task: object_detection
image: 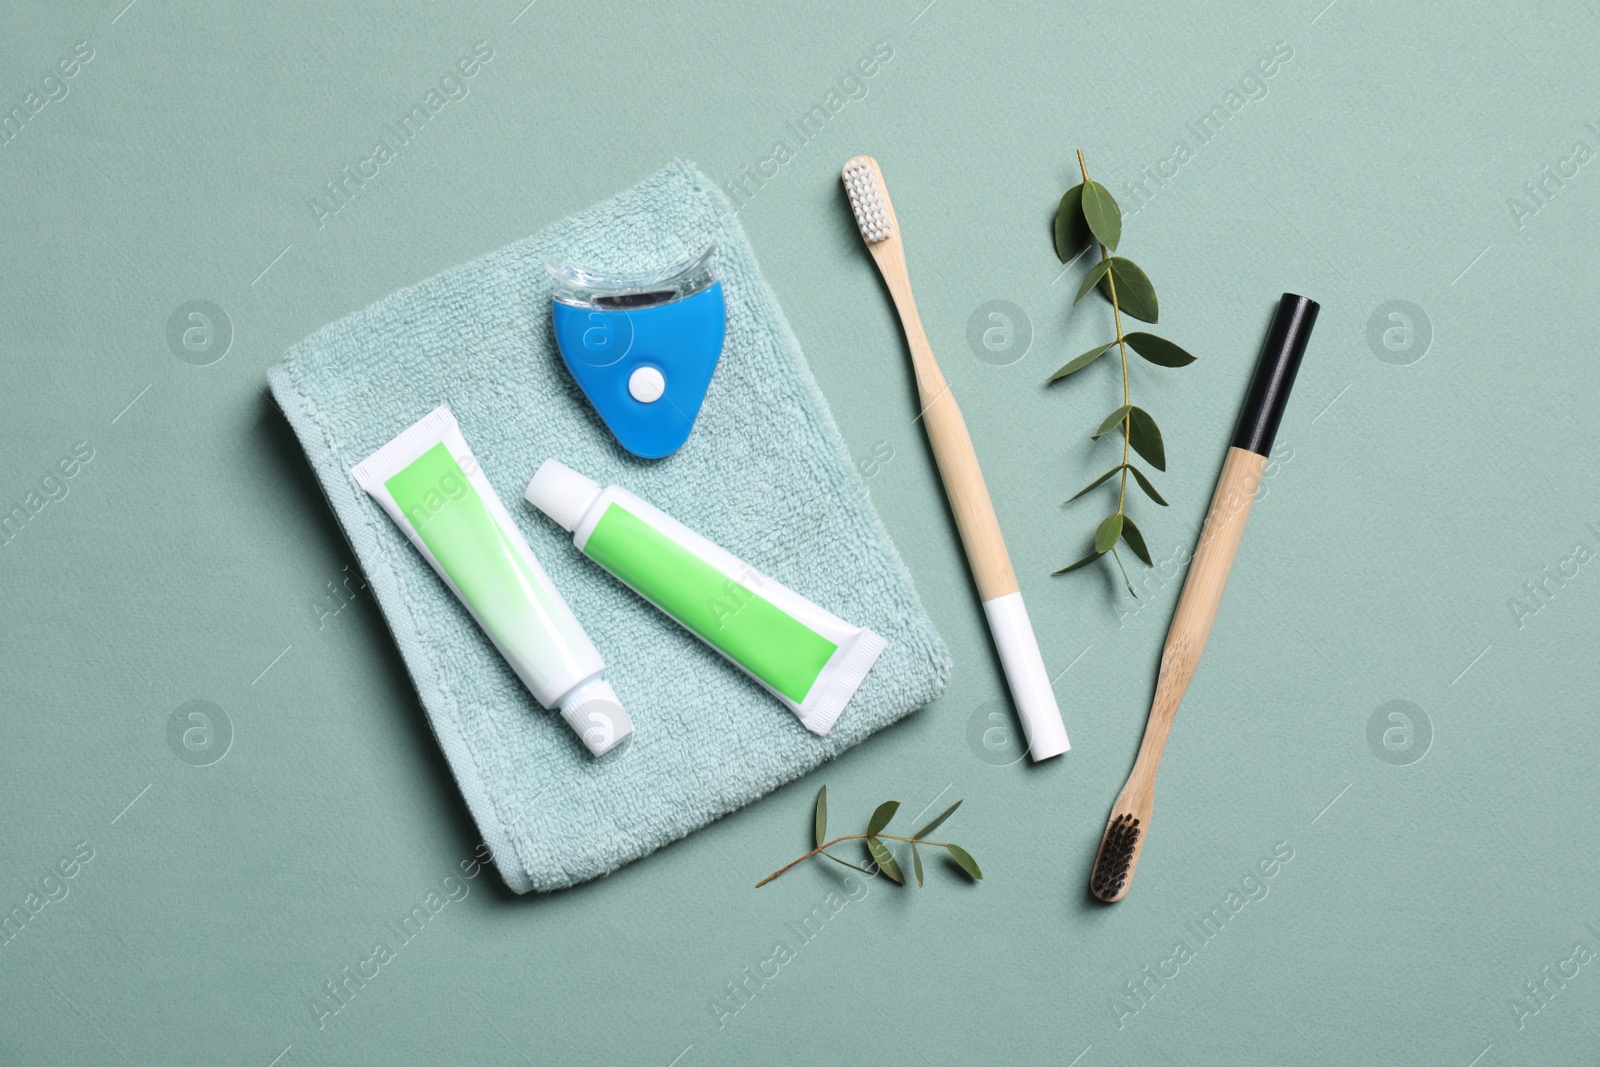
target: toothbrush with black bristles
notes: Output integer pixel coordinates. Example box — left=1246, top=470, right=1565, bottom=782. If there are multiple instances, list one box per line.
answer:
left=1089, top=293, right=1320, bottom=903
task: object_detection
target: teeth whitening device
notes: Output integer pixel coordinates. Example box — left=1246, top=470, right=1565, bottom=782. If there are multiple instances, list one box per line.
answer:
left=547, top=245, right=726, bottom=460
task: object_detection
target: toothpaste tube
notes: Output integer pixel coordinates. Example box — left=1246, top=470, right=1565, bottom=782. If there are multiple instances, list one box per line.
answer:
left=352, top=408, right=630, bottom=755
left=524, top=459, right=886, bottom=735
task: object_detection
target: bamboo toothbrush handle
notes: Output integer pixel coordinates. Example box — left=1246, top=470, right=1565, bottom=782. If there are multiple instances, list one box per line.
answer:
left=914, top=346, right=1071, bottom=760
left=1142, top=446, right=1265, bottom=743
left=869, top=232, right=1016, bottom=599
left=917, top=385, right=1018, bottom=600
left=1146, top=290, right=1323, bottom=744
left=898, top=312, right=1069, bottom=760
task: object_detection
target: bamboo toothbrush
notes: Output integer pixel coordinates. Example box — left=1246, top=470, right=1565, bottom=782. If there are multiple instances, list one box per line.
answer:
left=1089, top=293, right=1320, bottom=903
left=842, top=155, right=1070, bottom=761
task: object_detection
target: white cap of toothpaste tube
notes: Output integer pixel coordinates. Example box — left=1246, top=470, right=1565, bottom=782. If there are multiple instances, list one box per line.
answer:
left=559, top=677, right=631, bottom=756
left=525, top=459, right=603, bottom=533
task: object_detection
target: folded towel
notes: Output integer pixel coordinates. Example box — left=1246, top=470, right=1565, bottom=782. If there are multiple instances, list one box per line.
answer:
left=267, top=161, right=951, bottom=892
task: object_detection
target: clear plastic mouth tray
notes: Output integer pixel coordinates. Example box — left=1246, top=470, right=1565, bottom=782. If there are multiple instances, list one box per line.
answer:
left=545, top=244, right=726, bottom=460
left=547, top=245, right=718, bottom=310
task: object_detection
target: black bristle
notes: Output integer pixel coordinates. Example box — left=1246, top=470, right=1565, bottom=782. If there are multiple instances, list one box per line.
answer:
left=1091, top=814, right=1141, bottom=900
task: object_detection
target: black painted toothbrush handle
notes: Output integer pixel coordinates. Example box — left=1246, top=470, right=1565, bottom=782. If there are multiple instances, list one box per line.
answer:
left=1230, top=293, right=1320, bottom=456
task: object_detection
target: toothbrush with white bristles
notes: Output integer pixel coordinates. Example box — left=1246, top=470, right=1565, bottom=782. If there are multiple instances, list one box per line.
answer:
left=841, top=155, right=1070, bottom=762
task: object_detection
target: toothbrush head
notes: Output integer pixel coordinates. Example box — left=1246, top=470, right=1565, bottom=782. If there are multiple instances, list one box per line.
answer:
left=1090, top=812, right=1142, bottom=902
left=842, top=156, right=893, bottom=243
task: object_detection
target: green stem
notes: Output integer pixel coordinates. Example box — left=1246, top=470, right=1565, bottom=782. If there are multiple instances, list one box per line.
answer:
left=755, top=833, right=957, bottom=888
left=1076, top=149, right=1137, bottom=598
left=1076, top=150, right=1132, bottom=522
left=1110, top=545, right=1135, bottom=597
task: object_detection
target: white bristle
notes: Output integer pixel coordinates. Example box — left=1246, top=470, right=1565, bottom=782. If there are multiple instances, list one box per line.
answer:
left=842, top=157, right=892, bottom=243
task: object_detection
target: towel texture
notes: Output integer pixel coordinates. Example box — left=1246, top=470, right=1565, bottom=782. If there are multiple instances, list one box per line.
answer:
left=268, top=162, right=951, bottom=892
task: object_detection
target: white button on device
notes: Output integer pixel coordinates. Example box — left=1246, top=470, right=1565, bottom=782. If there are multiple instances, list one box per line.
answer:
left=627, top=365, right=666, bottom=403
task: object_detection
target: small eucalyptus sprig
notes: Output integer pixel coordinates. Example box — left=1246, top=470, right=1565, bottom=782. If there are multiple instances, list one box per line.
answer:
left=754, top=786, right=982, bottom=888
left=1049, top=149, right=1197, bottom=596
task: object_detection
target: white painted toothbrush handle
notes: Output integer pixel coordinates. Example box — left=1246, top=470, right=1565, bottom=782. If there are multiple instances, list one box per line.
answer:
left=983, top=591, right=1070, bottom=760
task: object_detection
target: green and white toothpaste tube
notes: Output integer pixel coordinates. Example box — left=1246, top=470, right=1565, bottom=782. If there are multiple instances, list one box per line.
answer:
left=524, top=460, right=886, bottom=736
left=352, top=407, right=631, bottom=756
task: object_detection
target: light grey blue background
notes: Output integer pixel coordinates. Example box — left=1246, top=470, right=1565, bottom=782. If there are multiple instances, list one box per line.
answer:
left=3, top=1, right=1598, bottom=1064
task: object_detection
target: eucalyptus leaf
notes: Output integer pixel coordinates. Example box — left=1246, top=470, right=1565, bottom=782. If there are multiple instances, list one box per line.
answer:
left=1054, top=184, right=1091, bottom=262
left=912, top=844, right=925, bottom=887
left=1126, top=407, right=1166, bottom=471
left=1094, top=512, right=1124, bottom=554
left=1049, top=342, right=1116, bottom=382
left=820, top=851, right=871, bottom=874
left=1066, top=467, right=1121, bottom=504
left=1127, top=465, right=1168, bottom=506
left=1093, top=404, right=1133, bottom=439
left=946, top=844, right=983, bottom=880
left=914, top=800, right=962, bottom=840
left=814, top=786, right=827, bottom=849
left=866, top=800, right=899, bottom=836
left=1074, top=258, right=1113, bottom=304
left=1125, top=331, right=1195, bottom=367
left=866, top=837, right=904, bottom=884
left=1053, top=548, right=1105, bottom=575
left=1099, top=257, right=1159, bottom=323
left=1121, top=515, right=1152, bottom=566
left=1081, top=180, right=1121, bottom=252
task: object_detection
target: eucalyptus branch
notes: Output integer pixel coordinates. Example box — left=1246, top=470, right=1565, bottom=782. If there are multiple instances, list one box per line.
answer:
left=754, top=786, right=983, bottom=889
left=1048, top=149, right=1197, bottom=595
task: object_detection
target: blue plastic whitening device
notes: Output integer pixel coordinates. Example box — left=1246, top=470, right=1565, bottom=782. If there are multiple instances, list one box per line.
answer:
left=548, top=245, right=726, bottom=459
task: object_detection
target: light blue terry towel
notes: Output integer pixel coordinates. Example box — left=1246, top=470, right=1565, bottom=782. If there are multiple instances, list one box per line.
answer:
left=268, top=161, right=951, bottom=893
